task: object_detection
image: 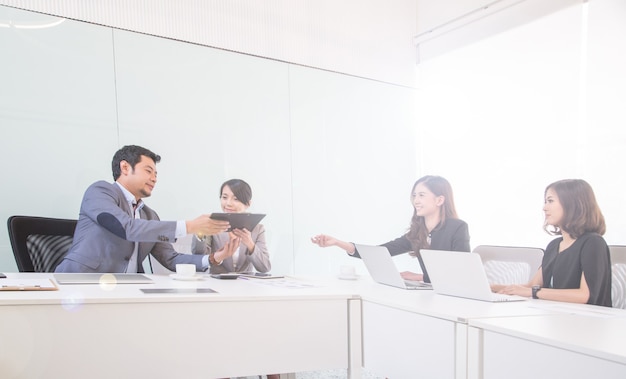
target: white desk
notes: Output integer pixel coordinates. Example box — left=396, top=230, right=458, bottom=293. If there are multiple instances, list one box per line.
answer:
left=362, top=288, right=554, bottom=379
left=323, top=276, right=613, bottom=379
left=468, top=311, right=626, bottom=379
left=3, top=273, right=626, bottom=379
left=0, top=273, right=362, bottom=379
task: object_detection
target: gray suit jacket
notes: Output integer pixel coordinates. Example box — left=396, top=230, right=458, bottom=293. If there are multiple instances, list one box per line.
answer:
left=55, top=180, right=203, bottom=273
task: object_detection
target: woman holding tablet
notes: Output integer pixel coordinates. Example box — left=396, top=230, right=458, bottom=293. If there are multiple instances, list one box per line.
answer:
left=311, top=175, right=470, bottom=282
left=192, top=178, right=271, bottom=274
left=494, top=179, right=612, bottom=307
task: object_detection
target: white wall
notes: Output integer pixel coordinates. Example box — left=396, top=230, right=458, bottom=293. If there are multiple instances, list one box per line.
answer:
left=0, top=0, right=418, bottom=87
left=416, top=0, right=626, bottom=250
left=288, top=65, right=417, bottom=275
left=0, top=0, right=582, bottom=85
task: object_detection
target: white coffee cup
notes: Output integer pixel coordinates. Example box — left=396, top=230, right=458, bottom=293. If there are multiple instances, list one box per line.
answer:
left=339, top=265, right=356, bottom=278
left=175, top=264, right=196, bottom=277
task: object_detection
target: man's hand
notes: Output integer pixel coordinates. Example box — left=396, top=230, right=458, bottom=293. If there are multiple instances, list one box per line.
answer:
left=186, top=214, right=230, bottom=236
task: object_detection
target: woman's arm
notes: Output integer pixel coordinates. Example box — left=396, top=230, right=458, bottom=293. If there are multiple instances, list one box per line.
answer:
left=496, top=269, right=593, bottom=304
left=381, top=236, right=413, bottom=256
left=240, top=225, right=272, bottom=272
left=492, top=268, right=543, bottom=295
left=311, top=234, right=356, bottom=254
left=515, top=235, right=609, bottom=305
left=528, top=273, right=590, bottom=304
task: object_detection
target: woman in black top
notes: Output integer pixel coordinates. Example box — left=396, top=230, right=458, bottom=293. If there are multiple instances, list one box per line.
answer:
left=311, top=175, right=470, bottom=282
left=495, top=179, right=612, bottom=307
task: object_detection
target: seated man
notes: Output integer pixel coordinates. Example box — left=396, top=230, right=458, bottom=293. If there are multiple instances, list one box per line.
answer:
left=56, top=144, right=238, bottom=273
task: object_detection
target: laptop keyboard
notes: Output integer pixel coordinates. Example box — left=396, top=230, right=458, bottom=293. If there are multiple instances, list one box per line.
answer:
left=491, top=293, right=525, bottom=302
left=404, top=280, right=432, bottom=289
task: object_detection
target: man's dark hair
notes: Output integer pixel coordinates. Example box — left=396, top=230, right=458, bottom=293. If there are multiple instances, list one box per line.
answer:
left=112, top=145, right=161, bottom=181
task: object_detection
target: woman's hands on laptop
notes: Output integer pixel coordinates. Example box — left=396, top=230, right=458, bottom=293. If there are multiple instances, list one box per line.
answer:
left=400, top=271, right=424, bottom=282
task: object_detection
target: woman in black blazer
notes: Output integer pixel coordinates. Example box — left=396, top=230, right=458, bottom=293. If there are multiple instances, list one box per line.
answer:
left=311, top=175, right=470, bottom=282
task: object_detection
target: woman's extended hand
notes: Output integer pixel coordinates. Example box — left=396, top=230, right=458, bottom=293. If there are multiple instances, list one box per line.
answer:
left=311, top=234, right=338, bottom=247
left=311, top=234, right=356, bottom=254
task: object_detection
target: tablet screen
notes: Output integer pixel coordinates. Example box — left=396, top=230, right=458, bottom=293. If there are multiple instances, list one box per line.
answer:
left=209, top=213, right=266, bottom=232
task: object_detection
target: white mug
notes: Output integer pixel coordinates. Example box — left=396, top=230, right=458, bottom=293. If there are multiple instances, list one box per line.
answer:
left=175, top=264, right=196, bottom=277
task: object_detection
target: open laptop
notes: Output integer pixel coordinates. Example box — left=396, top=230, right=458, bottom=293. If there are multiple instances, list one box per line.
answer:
left=354, top=244, right=431, bottom=290
left=54, top=273, right=153, bottom=284
left=419, top=249, right=526, bottom=302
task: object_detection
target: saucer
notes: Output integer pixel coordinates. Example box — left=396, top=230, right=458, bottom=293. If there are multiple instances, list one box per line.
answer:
left=169, top=273, right=203, bottom=281
left=338, top=274, right=358, bottom=281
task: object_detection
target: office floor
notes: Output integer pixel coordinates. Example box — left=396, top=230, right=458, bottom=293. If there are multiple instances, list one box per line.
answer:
left=236, top=369, right=385, bottom=378
left=296, top=369, right=384, bottom=378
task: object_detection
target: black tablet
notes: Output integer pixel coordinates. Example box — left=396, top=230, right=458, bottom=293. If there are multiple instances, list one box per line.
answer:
left=209, top=213, right=266, bottom=232
left=238, top=272, right=284, bottom=279
left=210, top=273, right=240, bottom=280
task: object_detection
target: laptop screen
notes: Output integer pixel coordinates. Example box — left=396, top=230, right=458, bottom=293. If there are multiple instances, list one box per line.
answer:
left=354, top=244, right=430, bottom=289
left=415, top=250, right=431, bottom=283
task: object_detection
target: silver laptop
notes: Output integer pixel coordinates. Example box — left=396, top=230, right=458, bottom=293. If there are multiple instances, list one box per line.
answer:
left=54, top=273, right=153, bottom=284
left=419, top=249, right=526, bottom=302
left=354, top=244, right=431, bottom=290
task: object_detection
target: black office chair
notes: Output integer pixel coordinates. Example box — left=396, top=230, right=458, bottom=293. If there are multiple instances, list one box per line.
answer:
left=7, top=215, right=77, bottom=272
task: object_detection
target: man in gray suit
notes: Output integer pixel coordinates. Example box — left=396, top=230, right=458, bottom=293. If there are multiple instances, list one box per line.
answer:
left=56, top=145, right=240, bottom=273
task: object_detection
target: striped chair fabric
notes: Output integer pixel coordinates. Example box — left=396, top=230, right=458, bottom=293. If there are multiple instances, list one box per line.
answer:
left=26, top=234, right=73, bottom=272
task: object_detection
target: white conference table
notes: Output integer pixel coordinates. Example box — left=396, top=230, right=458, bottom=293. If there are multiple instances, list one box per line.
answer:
left=0, top=273, right=362, bottom=379
left=468, top=311, right=626, bottom=379
left=3, top=273, right=626, bottom=379
left=329, top=277, right=553, bottom=379
left=321, top=275, right=626, bottom=379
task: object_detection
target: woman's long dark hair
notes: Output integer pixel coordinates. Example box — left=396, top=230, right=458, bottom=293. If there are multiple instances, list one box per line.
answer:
left=405, top=175, right=459, bottom=252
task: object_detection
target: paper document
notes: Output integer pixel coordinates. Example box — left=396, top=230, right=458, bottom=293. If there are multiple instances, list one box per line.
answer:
left=0, top=278, right=58, bottom=291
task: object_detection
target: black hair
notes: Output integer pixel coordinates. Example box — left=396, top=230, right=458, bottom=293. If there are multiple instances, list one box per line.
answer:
left=220, top=179, right=252, bottom=206
left=112, top=145, right=161, bottom=180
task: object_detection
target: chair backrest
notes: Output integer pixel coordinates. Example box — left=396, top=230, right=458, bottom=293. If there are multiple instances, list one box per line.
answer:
left=609, top=245, right=626, bottom=309
left=7, top=215, right=77, bottom=272
left=472, top=245, right=544, bottom=285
